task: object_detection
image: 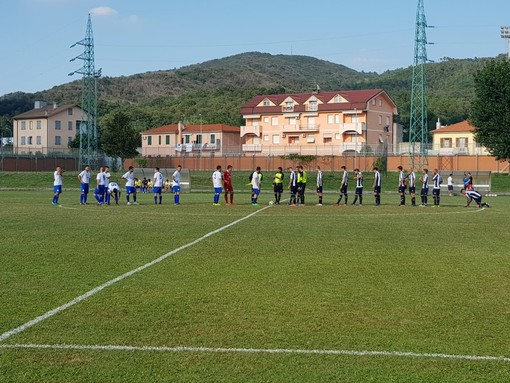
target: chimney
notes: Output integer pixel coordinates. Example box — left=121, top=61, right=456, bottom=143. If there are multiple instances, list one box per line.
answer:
left=53, top=102, right=57, bottom=109
left=436, top=117, right=441, bottom=130
left=34, top=101, right=47, bottom=109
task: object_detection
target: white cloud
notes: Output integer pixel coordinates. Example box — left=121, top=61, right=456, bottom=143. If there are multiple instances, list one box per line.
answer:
left=90, top=6, right=118, bottom=17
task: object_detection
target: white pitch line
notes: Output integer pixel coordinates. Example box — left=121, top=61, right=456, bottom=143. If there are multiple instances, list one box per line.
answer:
left=0, top=343, right=509, bottom=363
left=0, top=205, right=270, bottom=343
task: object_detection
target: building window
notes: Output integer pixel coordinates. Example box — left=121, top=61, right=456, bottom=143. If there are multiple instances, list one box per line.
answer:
left=289, top=117, right=297, bottom=126
left=335, top=114, right=340, bottom=124
left=148, top=136, right=152, bottom=145
left=55, top=120, right=61, bottom=130
left=327, top=115, right=334, bottom=124
left=253, top=136, right=260, bottom=145
left=288, top=136, right=299, bottom=145
left=68, top=121, right=73, bottom=130
left=308, top=100, right=318, bottom=111
left=210, top=134, right=216, bottom=144
left=21, top=121, right=26, bottom=130
left=456, top=137, right=468, bottom=148
left=264, top=117, right=269, bottom=123
left=323, top=135, right=332, bottom=144
left=378, top=115, right=382, bottom=125
left=252, top=119, right=259, bottom=126
left=28, top=136, right=33, bottom=145
left=386, top=116, right=390, bottom=126
left=263, top=99, right=270, bottom=106
left=379, top=100, right=383, bottom=107
left=55, top=136, right=61, bottom=145
left=184, top=135, right=190, bottom=144
left=271, top=117, right=278, bottom=126
left=36, top=136, right=41, bottom=145
left=165, top=135, right=170, bottom=145
left=440, top=138, right=451, bottom=148
left=263, top=135, right=269, bottom=142
left=335, top=133, right=341, bottom=140
left=37, top=120, right=42, bottom=130
left=334, top=95, right=341, bottom=103
left=307, top=135, right=315, bottom=143
left=21, top=136, right=26, bottom=145
left=284, top=101, right=294, bottom=112
left=196, top=134, right=202, bottom=144
left=158, top=136, right=162, bottom=145
left=29, top=121, right=33, bottom=130
left=68, top=136, right=73, bottom=144
left=372, top=99, right=376, bottom=105
left=76, top=120, right=82, bottom=131
left=272, top=134, right=280, bottom=144
left=68, top=108, right=73, bottom=116
left=308, top=117, right=316, bottom=128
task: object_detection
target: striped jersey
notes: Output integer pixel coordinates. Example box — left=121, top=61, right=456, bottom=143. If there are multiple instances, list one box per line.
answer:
left=466, top=190, right=481, bottom=201
left=316, top=170, right=323, bottom=187
left=422, top=173, right=429, bottom=188
left=289, top=171, right=297, bottom=187
left=356, top=171, right=363, bottom=188
left=408, top=171, right=416, bottom=187
left=341, top=171, right=348, bottom=186
left=399, top=171, right=405, bottom=186
left=373, top=171, right=381, bottom=187
left=432, top=173, right=441, bottom=189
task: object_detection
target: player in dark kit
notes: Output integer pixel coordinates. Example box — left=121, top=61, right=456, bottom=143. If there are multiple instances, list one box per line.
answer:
left=273, top=167, right=284, bottom=204
left=397, top=165, right=407, bottom=206
left=223, top=165, right=234, bottom=205
left=335, top=166, right=348, bottom=205
left=373, top=167, right=381, bottom=206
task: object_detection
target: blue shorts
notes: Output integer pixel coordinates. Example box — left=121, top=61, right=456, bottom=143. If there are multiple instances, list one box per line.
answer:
left=355, top=187, right=363, bottom=195
left=340, top=185, right=348, bottom=194
left=172, top=185, right=181, bottom=193
left=374, top=186, right=381, bottom=194
left=421, top=187, right=429, bottom=196
left=433, top=188, right=440, bottom=196
left=81, top=183, right=89, bottom=194
left=153, top=187, right=162, bottom=194
left=252, top=188, right=260, bottom=195
left=53, top=185, right=62, bottom=194
left=398, top=185, right=407, bottom=193
left=94, top=187, right=100, bottom=195
left=448, top=185, right=453, bottom=191
left=316, top=186, right=323, bottom=193
left=409, top=186, right=416, bottom=193
left=126, top=186, right=136, bottom=195
left=97, top=185, right=105, bottom=194
left=214, top=187, right=222, bottom=194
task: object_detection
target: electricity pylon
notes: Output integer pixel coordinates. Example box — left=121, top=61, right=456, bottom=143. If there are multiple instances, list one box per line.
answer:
left=69, top=14, right=102, bottom=170
left=408, top=0, right=432, bottom=169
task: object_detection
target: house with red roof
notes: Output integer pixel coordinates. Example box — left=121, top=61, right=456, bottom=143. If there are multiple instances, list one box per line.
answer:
left=141, top=122, right=242, bottom=157
left=240, top=89, right=400, bottom=155
left=430, top=120, right=489, bottom=155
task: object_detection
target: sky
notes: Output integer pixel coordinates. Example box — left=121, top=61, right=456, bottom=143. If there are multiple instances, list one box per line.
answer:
left=1, top=0, right=509, bottom=96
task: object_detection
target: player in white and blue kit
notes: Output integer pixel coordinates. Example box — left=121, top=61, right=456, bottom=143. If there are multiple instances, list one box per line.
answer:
left=461, top=188, right=490, bottom=208
left=352, top=168, right=363, bottom=206
left=408, top=167, right=417, bottom=206
left=251, top=166, right=261, bottom=206
left=420, top=169, right=429, bottom=207
left=52, top=166, right=63, bottom=206
left=432, top=169, right=441, bottom=207
left=212, top=165, right=223, bottom=206
left=172, top=165, right=182, bottom=205
left=77, top=165, right=91, bottom=205
left=122, top=166, right=138, bottom=205
left=373, top=167, right=381, bottom=206
left=153, top=167, right=163, bottom=204
left=103, top=166, right=111, bottom=202
left=336, top=166, right=348, bottom=205
left=96, top=167, right=106, bottom=205
left=107, top=181, right=121, bottom=205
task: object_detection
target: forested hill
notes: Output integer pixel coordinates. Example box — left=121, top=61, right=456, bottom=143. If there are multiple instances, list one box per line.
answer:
left=0, top=52, right=498, bottom=131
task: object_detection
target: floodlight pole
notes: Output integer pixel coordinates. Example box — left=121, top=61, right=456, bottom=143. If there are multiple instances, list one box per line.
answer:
left=501, top=26, right=510, bottom=60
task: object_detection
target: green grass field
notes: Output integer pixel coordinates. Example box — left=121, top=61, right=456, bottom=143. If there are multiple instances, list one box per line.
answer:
left=1, top=187, right=509, bottom=382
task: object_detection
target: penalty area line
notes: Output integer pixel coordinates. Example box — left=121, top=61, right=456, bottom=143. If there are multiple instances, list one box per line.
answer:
left=0, top=205, right=270, bottom=343
left=0, top=343, right=509, bottom=363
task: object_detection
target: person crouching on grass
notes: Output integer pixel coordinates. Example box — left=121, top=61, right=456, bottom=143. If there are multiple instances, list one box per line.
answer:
left=461, top=189, right=490, bottom=208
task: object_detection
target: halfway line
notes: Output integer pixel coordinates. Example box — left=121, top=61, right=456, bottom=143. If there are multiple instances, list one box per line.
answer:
left=0, top=206, right=270, bottom=343
left=0, top=343, right=509, bottom=363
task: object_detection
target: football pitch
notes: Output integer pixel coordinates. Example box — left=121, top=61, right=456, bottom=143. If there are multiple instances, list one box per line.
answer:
left=1, top=190, right=509, bottom=382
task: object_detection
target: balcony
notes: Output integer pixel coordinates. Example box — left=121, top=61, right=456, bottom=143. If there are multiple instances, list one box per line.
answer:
left=339, top=122, right=365, bottom=135
left=339, top=143, right=362, bottom=154
left=282, top=106, right=295, bottom=113
left=240, top=125, right=261, bottom=137
left=282, top=124, right=320, bottom=133
left=242, top=144, right=262, bottom=152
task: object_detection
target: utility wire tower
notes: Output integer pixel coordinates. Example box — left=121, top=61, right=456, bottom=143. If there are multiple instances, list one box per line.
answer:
left=69, top=14, right=102, bottom=170
left=408, top=0, right=433, bottom=169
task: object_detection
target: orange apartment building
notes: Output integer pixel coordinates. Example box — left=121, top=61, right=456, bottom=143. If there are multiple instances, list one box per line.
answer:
left=240, top=89, right=400, bottom=156
left=13, top=101, right=85, bottom=155
left=141, top=122, right=242, bottom=157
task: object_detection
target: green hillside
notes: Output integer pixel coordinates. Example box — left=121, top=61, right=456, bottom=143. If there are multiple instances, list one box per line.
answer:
left=0, top=52, right=500, bottom=134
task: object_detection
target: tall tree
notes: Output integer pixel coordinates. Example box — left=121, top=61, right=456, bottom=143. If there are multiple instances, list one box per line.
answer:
left=99, top=110, right=140, bottom=165
left=470, top=59, right=510, bottom=162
